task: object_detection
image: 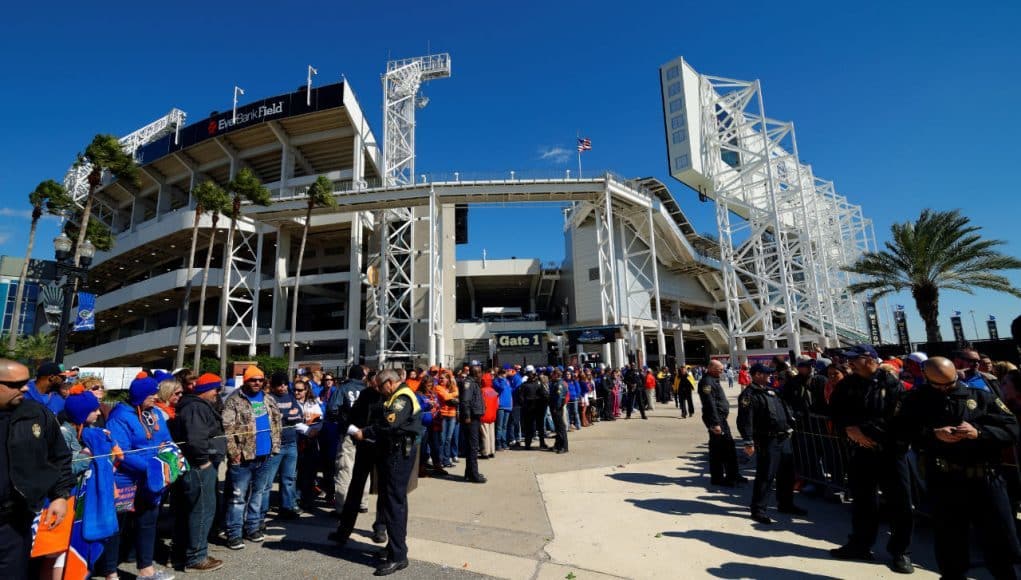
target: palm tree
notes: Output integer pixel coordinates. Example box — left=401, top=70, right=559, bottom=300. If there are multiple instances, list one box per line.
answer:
left=845, top=209, right=1021, bottom=343
left=8, top=180, right=72, bottom=350
left=191, top=182, right=233, bottom=370
left=288, top=176, right=337, bottom=375
left=176, top=180, right=233, bottom=369
left=73, top=135, right=139, bottom=266
left=219, top=168, right=271, bottom=379
left=17, top=331, right=56, bottom=368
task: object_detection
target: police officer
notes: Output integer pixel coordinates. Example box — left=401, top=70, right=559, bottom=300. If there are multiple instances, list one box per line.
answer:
left=459, top=366, right=486, bottom=483
left=351, top=369, right=423, bottom=577
left=548, top=370, right=569, bottom=454
left=624, top=364, right=647, bottom=420
left=519, top=368, right=548, bottom=449
left=829, top=344, right=913, bottom=574
left=0, top=358, right=74, bottom=579
left=737, top=363, right=806, bottom=524
left=699, top=360, right=743, bottom=486
left=895, top=357, right=1021, bottom=579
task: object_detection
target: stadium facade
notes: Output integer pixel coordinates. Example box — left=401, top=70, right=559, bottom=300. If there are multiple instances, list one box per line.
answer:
left=59, top=57, right=867, bottom=371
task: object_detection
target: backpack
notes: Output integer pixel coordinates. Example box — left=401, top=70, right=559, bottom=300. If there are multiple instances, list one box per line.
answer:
left=325, top=380, right=350, bottom=423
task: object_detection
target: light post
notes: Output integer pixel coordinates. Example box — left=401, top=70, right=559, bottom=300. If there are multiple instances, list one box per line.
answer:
left=53, top=233, right=95, bottom=365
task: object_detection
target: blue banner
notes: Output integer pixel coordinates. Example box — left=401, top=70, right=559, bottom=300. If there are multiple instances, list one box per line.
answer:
left=74, top=291, right=95, bottom=331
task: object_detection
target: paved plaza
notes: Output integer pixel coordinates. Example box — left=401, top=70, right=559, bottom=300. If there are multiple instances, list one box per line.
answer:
left=173, top=392, right=971, bottom=579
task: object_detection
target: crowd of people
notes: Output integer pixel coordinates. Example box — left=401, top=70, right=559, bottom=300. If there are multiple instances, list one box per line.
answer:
left=698, top=343, right=1021, bottom=578
left=4, top=337, right=1021, bottom=579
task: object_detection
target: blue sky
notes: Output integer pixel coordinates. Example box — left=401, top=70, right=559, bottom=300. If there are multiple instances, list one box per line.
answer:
left=1, top=1, right=1019, bottom=344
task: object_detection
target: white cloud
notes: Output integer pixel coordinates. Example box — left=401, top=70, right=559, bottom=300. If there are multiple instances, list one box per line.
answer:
left=538, top=146, right=571, bottom=163
left=0, top=208, right=32, bottom=219
left=0, top=233, right=11, bottom=245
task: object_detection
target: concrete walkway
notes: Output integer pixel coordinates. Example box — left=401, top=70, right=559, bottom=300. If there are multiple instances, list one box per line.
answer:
left=169, top=394, right=988, bottom=579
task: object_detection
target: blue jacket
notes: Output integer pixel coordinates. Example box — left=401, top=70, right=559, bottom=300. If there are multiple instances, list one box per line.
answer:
left=493, top=377, right=513, bottom=410
left=106, top=403, right=173, bottom=492
left=24, top=379, right=65, bottom=415
left=567, top=380, right=581, bottom=401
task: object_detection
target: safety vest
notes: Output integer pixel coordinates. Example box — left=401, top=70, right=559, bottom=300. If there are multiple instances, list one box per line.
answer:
left=387, top=385, right=422, bottom=415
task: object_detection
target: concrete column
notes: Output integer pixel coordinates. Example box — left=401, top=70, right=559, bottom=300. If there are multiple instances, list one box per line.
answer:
left=672, top=302, right=686, bottom=366
left=269, top=227, right=291, bottom=357
left=346, top=212, right=363, bottom=366
left=352, top=132, right=365, bottom=188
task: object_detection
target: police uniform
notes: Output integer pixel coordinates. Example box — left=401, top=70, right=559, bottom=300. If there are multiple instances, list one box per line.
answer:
left=895, top=381, right=1021, bottom=579
left=361, top=384, right=423, bottom=571
left=332, top=387, right=387, bottom=544
left=737, top=383, right=798, bottom=519
left=698, top=373, right=740, bottom=485
left=549, top=379, right=569, bottom=453
left=829, top=368, right=913, bottom=558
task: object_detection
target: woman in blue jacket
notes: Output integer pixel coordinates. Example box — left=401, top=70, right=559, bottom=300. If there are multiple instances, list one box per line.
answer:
left=99, top=376, right=175, bottom=580
left=492, top=369, right=514, bottom=450
left=566, top=371, right=581, bottom=430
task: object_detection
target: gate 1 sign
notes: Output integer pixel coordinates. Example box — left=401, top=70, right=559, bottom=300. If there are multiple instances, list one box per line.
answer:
left=495, top=334, right=541, bottom=348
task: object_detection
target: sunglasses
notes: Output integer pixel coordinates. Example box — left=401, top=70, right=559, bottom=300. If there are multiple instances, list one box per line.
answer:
left=964, top=359, right=981, bottom=364
left=0, top=379, right=29, bottom=389
left=173, top=391, right=183, bottom=396
left=248, top=378, right=266, bottom=383
left=90, top=385, right=105, bottom=391
left=294, top=388, right=307, bottom=392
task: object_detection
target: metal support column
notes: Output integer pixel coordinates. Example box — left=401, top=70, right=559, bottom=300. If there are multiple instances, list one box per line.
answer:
left=646, top=204, right=666, bottom=365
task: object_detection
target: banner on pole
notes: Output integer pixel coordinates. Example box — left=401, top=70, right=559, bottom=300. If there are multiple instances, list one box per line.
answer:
left=74, top=292, right=95, bottom=331
left=988, top=318, right=1000, bottom=341
left=894, top=309, right=910, bottom=352
left=864, top=301, right=882, bottom=345
left=950, top=313, right=965, bottom=346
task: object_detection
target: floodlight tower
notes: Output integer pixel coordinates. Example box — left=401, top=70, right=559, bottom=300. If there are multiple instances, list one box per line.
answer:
left=371, top=53, right=451, bottom=365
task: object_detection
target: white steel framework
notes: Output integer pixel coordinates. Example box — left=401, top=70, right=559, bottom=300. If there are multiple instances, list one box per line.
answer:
left=63, top=109, right=186, bottom=226
left=372, top=53, right=451, bottom=364
left=695, top=73, right=870, bottom=358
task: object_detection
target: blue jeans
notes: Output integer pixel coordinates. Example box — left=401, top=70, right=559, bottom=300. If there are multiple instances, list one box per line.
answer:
left=509, top=406, right=522, bottom=442
left=451, top=421, right=461, bottom=458
left=226, top=456, right=274, bottom=539
left=261, top=442, right=298, bottom=514
left=544, top=408, right=555, bottom=433
left=97, top=499, right=160, bottom=573
left=567, top=401, right=581, bottom=429
left=496, top=409, right=511, bottom=449
left=173, top=464, right=217, bottom=566
left=441, top=417, right=457, bottom=466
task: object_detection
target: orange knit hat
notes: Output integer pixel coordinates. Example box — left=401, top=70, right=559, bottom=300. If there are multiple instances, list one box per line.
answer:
left=243, top=365, right=265, bottom=381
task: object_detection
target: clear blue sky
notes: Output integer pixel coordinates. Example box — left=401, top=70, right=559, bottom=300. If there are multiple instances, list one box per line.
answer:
left=1, top=1, right=1018, bottom=344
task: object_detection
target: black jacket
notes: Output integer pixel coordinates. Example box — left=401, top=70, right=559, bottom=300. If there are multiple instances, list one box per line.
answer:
left=782, top=372, right=827, bottom=417
left=830, top=369, right=905, bottom=450
left=894, top=382, right=1019, bottom=467
left=5, top=400, right=74, bottom=512
left=459, top=377, right=485, bottom=419
left=697, top=374, right=729, bottom=429
left=519, top=378, right=547, bottom=405
left=173, top=394, right=226, bottom=467
left=736, top=385, right=795, bottom=444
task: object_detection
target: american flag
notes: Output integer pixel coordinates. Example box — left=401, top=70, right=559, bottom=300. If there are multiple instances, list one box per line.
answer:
left=577, top=137, right=592, bottom=152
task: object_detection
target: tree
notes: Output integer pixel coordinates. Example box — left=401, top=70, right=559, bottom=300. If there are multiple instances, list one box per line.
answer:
left=8, top=180, right=72, bottom=350
left=73, top=135, right=139, bottom=266
left=176, top=180, right=232, bottom=370
left=17, top=331, right=56, bottom=368
left=844, top=209, right=1021, bottom=343
left=289, top=176, right=337, bottom=375
left=219, top=168, right=271, bottom=379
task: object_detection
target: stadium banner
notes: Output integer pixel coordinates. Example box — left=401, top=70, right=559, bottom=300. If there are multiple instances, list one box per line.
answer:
left=74, top=292, right=95, bottom=331
left=988, top=318, right=999, bottom=341
left=562, top=325, right=622, bottom=345
left=950, top=314, right=965, bottom=345
left=864, top=301, right=882, bottom=345
left=894, top=309, right=910, bottom=351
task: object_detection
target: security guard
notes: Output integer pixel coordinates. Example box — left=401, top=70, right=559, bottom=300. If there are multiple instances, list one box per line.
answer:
left=351, top=369, right=423, bottom=577
left=698, top=360, right=743, bottom=486
left=737, top=363, right=806, bottom=524
left=895, top=356, right=1021, bottom=579
left=828, top=344, right=913, bottom=574
left=548, top=370, right=569, bottom=454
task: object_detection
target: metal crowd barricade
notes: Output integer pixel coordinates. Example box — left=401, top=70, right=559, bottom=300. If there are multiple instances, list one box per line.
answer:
left=792, top=411, right=853, bottom=493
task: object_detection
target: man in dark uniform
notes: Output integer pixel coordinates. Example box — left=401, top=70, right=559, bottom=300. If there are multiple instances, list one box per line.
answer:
left=459, top=366, right=486, bottom=483
left=0, top=359, right=74, bottom=579
left=783, top=357, right=828, bottom=483
left=829, top=344, right=914, bottom=574
left=549, top=370, right=569, bottom=454
left=519, top=368, right=548, bottom=449
left=351, top=369, right=423, bottom=576
left=736, top=363, right=806, bottom=525
left=699, top=360, right=743, bottom=486
left=895, top=357, right=1021, bottom=579
left=624, top=364, right=647, bottom=420
left=329, top=368, right=388, bottom=547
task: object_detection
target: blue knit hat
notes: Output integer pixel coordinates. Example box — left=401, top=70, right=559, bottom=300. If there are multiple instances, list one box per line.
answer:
left=129, top=376, right=159, bottom=406
left=65, top=385, right=100, bottom=425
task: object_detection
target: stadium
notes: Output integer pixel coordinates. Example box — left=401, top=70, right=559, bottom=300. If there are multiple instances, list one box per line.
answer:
left=57, top=54, right=872, bottom=371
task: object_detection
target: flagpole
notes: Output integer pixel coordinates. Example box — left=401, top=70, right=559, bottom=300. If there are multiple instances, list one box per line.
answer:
left=577, top=130, right=582, bottom=179
left=307, top=65, right=318, bottom=106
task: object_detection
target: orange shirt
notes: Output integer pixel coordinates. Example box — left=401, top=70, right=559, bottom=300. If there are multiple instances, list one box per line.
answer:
left=434, top=382, right=459, bottom=418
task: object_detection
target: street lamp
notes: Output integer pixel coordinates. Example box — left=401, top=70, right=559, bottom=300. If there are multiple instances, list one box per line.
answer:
left=53, top=233, right=95, bottom=364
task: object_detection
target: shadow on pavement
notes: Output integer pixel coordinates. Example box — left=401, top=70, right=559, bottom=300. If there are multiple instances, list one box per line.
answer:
left=626, top=497, right=746, bottom=518
left=705, top=562, right=841, bottom=580
left=664, top=529, right=830, bottom=559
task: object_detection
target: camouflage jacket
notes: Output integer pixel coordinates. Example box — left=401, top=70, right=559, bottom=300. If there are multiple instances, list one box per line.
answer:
left=223, top=389, right=282, bottom=462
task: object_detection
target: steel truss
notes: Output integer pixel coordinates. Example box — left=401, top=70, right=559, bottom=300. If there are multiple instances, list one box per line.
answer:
left=617, top=205, right=666, bottom=363
left=63, top=109, right=186, bottom=227
left=219, top=222, right=264, bottom=355
left=372, top=54, right=450, bottom=365
left=426, top=186, right=445, bottom=366
left=698, top=74, right=869, bottom=356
